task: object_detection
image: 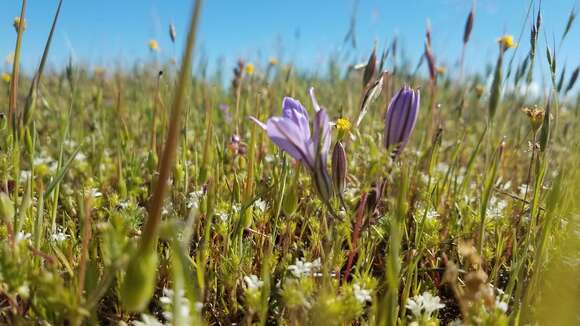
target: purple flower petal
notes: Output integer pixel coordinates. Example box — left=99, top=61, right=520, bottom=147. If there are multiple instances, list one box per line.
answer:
left=266, top=117, right=315, bottom=168
left=282, top=97, right=311, bottom=140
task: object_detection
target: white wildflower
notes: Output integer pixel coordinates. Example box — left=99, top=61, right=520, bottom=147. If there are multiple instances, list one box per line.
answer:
left=425, top=207, right=439, bottom=220
left=353, top=284, right=372, bottom=304
left=51, top=228, right=70, bottom=242
left=87, top=188, right=102, bottom=198
left=15, top=232, right=31, bottom=244
left=518, top=184, right=529, bottom=198
left=244, top=274, right=263, bottom=291
left=20, top=170, right=32, bottom=180
left=217, top=211, right=229, bottom=222
left=486, top=197, right=508, bottom=219
left=448, top=319, right=464, bottom=326
left=159, top=288, right=191, bottom=325
left=406, top=292, right=445, bottom=318
left=287, top=258, right=321, bottom=278
left=118, top=201, right=131, bottom=209
left=76, top=152, right=87, bottom=162
left=436, top=162, right=449, bottom=174
left=264, top=154, right=275, bottom=163
left=186, top=190, right=204, bottom=209
left=132, top=314, right=165, bottom=326
left=254, top=198, right=267, bottom=212
left=495, top=298, right=508, bottom=312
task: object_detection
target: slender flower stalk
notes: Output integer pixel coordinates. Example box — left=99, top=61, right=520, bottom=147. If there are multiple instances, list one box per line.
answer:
left=384, top=86, right=421, bottom=157
left=120, top=0, right=203, bottom=312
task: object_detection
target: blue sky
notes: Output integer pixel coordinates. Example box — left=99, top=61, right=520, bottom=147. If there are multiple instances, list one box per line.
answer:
left=1, top=0, right=578, bottom=84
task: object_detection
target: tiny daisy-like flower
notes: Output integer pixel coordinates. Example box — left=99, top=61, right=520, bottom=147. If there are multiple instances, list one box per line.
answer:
left=498, top=34, right=517, bottom=49
left=245, top=63, right=255, bottom=75
left=148, top=39, right=159, bottom=52
left=16, top=232, right=31, bottom=244
left=353, top=284, right=372, bottom=304
left=336, top=117, right=351, bottom=132
left=51, top=227, right=70, bottom=242
left=287, top=258, right=321, bottom=278
left=186, top=190, right=204, bottom=209
left=254, top=198, right=267, bottom=212
left=86, top=188, right=102, bottom=198
left=243, top=274, right=263, bottom=291
left=406, top=292, right=445, bottom=318
left=133, top=314, right=164, bottom=326
left=20, top=170, right=32, bottom=180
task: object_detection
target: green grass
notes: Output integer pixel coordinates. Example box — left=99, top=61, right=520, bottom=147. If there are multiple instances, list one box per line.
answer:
left=0, top=0, right=579, bottom=325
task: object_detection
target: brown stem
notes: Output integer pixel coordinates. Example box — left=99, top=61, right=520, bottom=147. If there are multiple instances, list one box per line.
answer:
left=342, top=191, right=368, bottom=283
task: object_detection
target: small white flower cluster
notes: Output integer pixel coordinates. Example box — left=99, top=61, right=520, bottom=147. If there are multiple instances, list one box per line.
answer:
left=254, top=198, right=267, bottom=212
left=486, top=197, right=508, bottom=219
left=159, top=287, right=191, bottom=325
left=287, top=258, right=321, bottom=278
left=133, top=314, right=164, bottom=326
left=494, top=288, right=509, bottom=313
left=15, top=232, right=31, bottom=244
left=353, top=283, right=372, bottom=304
left=86, top=188, right=103, bottom=198
left=186, top=190, right=204, bottom=209
left=33, top=155, right=58, bottom=174
left=517, top=184, right=529, bottom=198
left=162, top=201, right=174, bottom=216
left=51, top=226, right=70, bottom=242
left=243, top=274, right=263, bottom=292
left=406, top=292, right=445, bottom=319
left=216, top=211, right=229, bottom=222
left=20, top=170, right=32, bottom=180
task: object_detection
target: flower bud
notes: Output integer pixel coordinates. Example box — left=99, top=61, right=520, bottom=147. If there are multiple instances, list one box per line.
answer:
left=363, top=47, right=377, bottom=88
left=384, top=86, right=420, bottom=157
left=169, top=23, right=177, bottom=43
left=313, top=160, right=333, bottom=205
left=463, top=5, right=475, bottom=44
left=331, top=142, right=347, bottom=194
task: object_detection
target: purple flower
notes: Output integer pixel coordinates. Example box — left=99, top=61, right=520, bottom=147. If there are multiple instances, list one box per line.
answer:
left=384, top=86, right=420, bottom=156
left=251, top=88, right=330, bottom=171
left=251, top=88, right=333, bottom=202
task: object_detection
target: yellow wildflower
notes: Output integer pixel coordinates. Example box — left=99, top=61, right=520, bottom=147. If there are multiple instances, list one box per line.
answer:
left=269, top=57, right=278, bottom=65
left=245, top=63, right=255, bottom=75
left=336, top=118, right=351, bottom=132
left=2, top=73, right=10, bottom=84
left=148, top=39, right=159, bottom=52
left=436, top=66, right=447, bottom=75
left=498, top=34, right=517, bottom=49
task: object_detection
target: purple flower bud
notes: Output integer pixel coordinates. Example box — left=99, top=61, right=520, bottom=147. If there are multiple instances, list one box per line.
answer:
left=331, top=142, right=347, bottom=194
left=384, top=86, right=420, bottom=157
